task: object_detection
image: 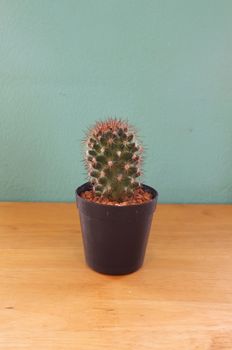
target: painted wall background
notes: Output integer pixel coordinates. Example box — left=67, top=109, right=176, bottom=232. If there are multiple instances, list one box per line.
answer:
left=0, top=0, right=231, bottom=203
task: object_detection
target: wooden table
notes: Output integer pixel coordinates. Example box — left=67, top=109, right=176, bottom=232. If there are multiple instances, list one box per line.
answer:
left=0, top=203, right=232, bottom=349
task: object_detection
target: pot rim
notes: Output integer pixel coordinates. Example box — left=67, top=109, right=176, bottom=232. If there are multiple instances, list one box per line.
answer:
left=76, top=182, right=158, bottom=209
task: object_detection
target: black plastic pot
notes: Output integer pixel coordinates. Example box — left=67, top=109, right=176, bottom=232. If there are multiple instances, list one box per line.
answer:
left=75, top=182, right=158, bottom=275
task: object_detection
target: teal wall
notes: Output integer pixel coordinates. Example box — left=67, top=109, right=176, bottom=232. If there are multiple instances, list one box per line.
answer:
left=1, top=0, right=231, bottom=203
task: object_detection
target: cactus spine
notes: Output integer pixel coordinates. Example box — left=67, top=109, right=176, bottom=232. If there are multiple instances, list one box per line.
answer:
left=84, top=118, right=143, bottom=202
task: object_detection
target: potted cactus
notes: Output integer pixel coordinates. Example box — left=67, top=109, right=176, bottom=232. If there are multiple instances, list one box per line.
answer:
left=75, top=118, right=158, bottom=275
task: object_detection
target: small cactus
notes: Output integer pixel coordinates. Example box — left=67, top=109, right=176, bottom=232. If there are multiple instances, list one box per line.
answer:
left=84, top=118, right=143, bottom=202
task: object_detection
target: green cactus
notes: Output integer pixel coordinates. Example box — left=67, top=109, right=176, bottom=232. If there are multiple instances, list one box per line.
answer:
left=84, top=118, right=143, bottom=202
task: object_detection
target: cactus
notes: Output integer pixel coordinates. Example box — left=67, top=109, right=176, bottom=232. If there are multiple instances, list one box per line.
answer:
left=84, top=118, right=143, bottom=202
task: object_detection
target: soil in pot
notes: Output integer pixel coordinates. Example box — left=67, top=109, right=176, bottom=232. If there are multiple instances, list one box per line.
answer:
left=81, top=187, right=153, bottom=206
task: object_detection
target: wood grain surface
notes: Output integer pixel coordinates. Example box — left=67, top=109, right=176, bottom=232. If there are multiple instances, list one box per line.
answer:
left=0, top=203, right=232, bottom=350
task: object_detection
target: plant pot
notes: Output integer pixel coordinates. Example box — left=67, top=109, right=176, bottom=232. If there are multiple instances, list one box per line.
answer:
left=75, top=182, right=158, bottom=275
